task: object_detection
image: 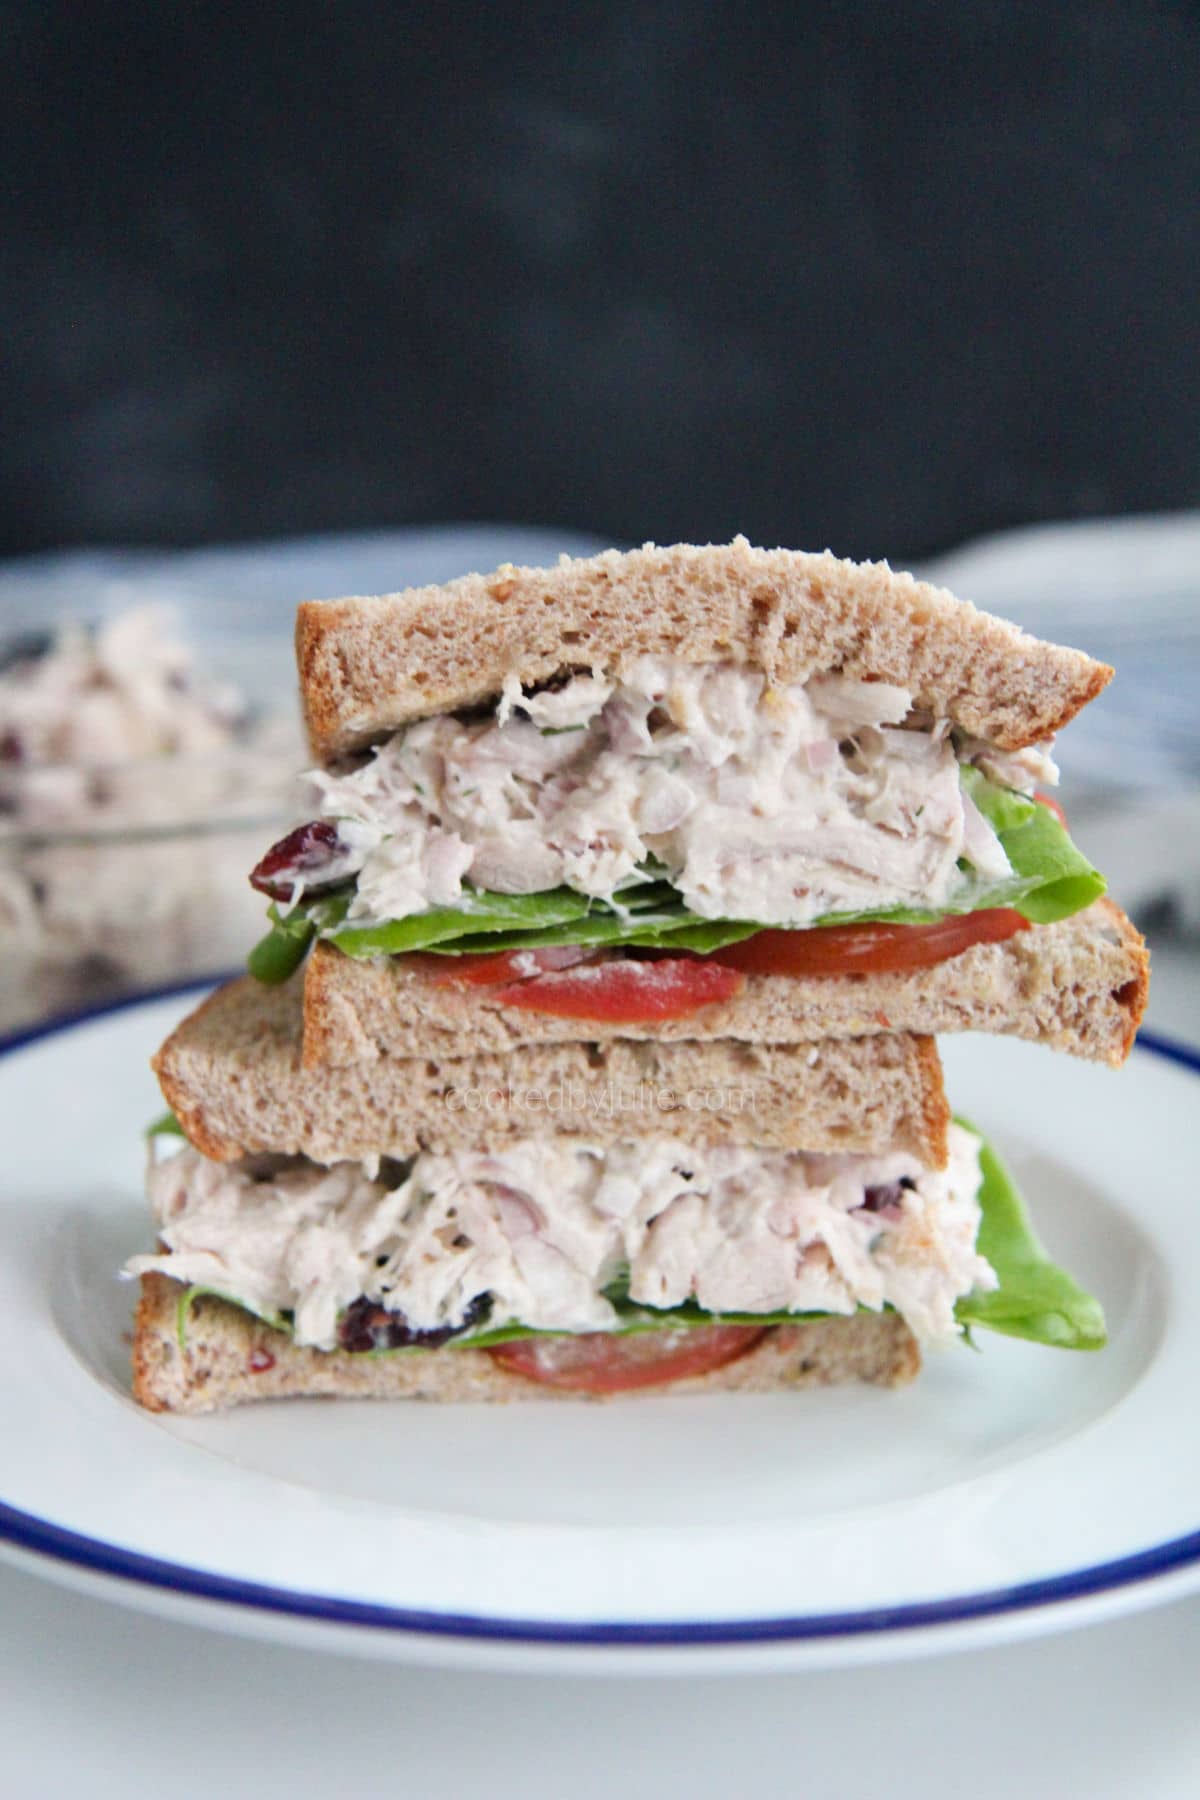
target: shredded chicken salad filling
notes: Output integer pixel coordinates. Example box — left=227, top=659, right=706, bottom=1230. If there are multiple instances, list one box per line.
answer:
left=0, top=605, right=296, bottom=833
left=292, top=658, right=1058, bottom=928
left=127, top=1124, right=995, bottom=1350
left=0, top=607, right=245, bottom=770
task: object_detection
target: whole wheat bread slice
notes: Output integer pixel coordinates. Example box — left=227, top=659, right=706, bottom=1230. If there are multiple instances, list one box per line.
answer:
left=296, top=538, right=1111, bottom=760
left=301, top=899, right=1147, bottom=1071
left=132, top=1272, right=920, bottom=1413
left=153, top=976, right=950, bottom=1166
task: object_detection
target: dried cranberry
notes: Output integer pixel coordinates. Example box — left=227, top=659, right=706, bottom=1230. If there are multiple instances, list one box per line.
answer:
left=248, top=1347, right=276, bottom=1373
left=339, top=1292, right=491, bottom=1354
left=249, top=819, right=349, bottom=899
left=0, top=730, right=23, bottom=764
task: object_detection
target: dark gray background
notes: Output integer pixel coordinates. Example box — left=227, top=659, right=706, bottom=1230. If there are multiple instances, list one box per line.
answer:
left=3, top=0, right=1197, bottom=561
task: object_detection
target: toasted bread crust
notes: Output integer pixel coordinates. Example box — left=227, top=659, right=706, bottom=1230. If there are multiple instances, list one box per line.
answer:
left=131, top=1272, right=921, bottom=1413
left=915, top=1035, right=953, bottom=1172
left=296, top=539, right=1111, bottom=760
left=301, top=900, right=1148, bottom=1072
left=1110, top=916, right=1151, bottom=1063
left=153, top=977, right=950, bottom=1167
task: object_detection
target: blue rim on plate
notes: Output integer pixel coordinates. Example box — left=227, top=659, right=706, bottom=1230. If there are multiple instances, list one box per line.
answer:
left=1, top=984, right=1197, bottom=1650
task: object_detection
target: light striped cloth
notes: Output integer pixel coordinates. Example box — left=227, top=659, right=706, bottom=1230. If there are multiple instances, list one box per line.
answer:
left=926, top=512, right=1200, bottom=928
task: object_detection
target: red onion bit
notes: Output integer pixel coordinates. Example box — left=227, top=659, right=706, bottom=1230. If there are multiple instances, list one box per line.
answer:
left=859, top=1179, right=913, bottom=1223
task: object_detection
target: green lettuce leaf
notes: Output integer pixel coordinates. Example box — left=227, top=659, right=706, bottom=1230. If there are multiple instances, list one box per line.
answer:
left=424, top=911, right=762, bottom=957
left=175, top=1284, right=289, bottom=1352
left=329, top=887, right=596, bottom=957
left=171, top=1126, right=1104, bottom=1356
left=956, top=767, right=1107, bottom=924
left=954, top=1126, right=1106, bottom=1349
left=247, top=918, right=313, bottom=984
left=247, top=892, right=352, bottom=984
left=145, top=1111, right=186, bottom=1140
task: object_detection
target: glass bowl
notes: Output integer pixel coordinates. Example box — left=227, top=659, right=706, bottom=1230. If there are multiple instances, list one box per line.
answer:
left=0, top=526, right=605, bottom=1034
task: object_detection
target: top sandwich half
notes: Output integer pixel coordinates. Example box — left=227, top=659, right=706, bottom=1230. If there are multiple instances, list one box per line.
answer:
left=297, top=539, right=1109, bottom=759
left=245, top=539, right=1137, bottom=1041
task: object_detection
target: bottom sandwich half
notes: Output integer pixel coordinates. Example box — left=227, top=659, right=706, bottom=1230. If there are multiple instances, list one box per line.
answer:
left=127, top=1113, right=1105, bottom=1414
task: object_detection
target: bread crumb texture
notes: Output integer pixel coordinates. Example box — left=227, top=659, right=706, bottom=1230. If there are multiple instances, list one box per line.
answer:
left=296, top=539, right=1111, bottom=759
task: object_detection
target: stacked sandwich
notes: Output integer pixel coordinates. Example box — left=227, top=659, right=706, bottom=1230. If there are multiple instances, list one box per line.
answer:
left=127, top=540, right=1148, bottom=1412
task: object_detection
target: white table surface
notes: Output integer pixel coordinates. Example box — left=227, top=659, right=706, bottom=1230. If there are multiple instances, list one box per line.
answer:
left=1, top=1557, right=1197, bottom=1799
left=2, top=940, right=1197, bottom=1794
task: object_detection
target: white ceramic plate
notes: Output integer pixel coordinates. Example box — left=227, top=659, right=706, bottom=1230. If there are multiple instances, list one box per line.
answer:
left=1, top=987, right=1197, bottom=1673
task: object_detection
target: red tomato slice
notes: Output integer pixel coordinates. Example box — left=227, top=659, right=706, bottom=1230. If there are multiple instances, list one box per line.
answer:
left=712, top=909, right=1030, bottom=979
left=488, top=1324, right=770, bottom=1394
left=1035, top=790, right=1068, bottom=828
left=491, top=957, right=745, bottom=1021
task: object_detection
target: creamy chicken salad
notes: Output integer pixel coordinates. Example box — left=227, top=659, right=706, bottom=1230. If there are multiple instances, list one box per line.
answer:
left=128, top=1124, right=994, bottom=1351
left=0, top=606, right=244, bottom=779
left=262, top=657, right=1062, bottom=933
